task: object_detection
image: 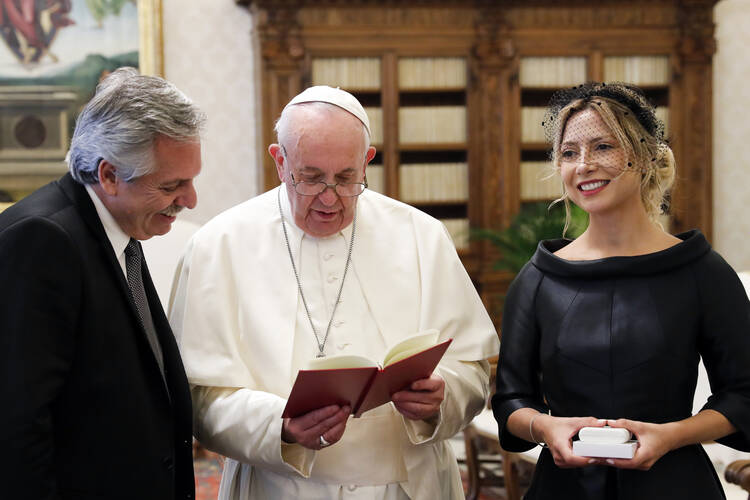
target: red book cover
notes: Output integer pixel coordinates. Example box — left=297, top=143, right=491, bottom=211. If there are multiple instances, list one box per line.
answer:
left=281, top=338, right=452, bottom=419
left=281, top=366, right=377, bottom=418
left=354, top=338, right=452, bottom=417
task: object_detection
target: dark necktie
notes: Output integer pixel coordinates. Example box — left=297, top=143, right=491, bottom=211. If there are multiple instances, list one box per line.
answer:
left=124, top=238, right=166, bottom=378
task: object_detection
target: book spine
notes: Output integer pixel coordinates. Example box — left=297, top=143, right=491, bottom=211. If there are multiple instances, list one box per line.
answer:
left=399, top=106, right=467, bottom=144
left=312, top=57, right=382, bottom=89
left=603, top=56, right=669, bottom=85
left=520, top=161, right=561, bottom=201
left=519, top=56, right=586, bottom=87
left=399, top=163, right=468, bottom=202
left=398, top=57, right=467, bottom=89
left=352, top=369, right=381, bottom=418
left=367, top=164, right=384, bottom=193
left=365, top=106, right=383, bottom=145
left=521, top=107, right=547, bottom=143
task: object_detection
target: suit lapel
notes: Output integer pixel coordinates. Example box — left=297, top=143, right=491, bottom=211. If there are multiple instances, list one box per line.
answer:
left=58, top=174, right=173, bottom=404
left=58, top=175, right=133, bottom=301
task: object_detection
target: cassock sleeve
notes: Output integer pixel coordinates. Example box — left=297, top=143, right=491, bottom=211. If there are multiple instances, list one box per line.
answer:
left=695, top=251, right=750, bottom=450
left=491, top=262, right=549, bottom=452
left=170, top=233, right=318, bottom=477
left=0, top=217, right=80, bottom=498
left=191, top=385, right=315, bottom=477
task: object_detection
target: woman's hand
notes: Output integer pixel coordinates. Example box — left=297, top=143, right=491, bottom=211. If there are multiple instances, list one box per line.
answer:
left=604, top=418, right=675, bottom=470
left=603, top=410, right=735, bottom=470
left=535, top=414, right=607, bottom=468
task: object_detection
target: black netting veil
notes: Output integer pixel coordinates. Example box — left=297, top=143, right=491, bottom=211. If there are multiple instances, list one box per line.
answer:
left=541, top=81, right=675, bottom=220
left=542, top=82, right=666, bottom=145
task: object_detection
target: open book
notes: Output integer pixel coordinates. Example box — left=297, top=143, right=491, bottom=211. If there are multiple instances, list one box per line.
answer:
left=281, top=329, right=452, bottom=418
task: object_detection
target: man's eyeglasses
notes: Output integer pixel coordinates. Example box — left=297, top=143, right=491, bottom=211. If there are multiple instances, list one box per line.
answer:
left=290, top=173, right=367, bottom=197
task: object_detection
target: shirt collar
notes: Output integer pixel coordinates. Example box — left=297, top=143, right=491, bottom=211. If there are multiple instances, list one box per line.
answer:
left=277, top=184, right=354, bottom=244
left=85, top=184, right=132, bottom=258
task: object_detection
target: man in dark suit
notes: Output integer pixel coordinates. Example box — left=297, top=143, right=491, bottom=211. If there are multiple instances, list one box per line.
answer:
left=0, top=67, right=205, bottom=500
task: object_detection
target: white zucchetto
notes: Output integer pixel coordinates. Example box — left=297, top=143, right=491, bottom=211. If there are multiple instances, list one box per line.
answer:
left=285, top=85, right=371, bottom=139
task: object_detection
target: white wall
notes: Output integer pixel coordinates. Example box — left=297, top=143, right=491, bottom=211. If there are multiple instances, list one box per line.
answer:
left=162, top=0, right=261, bottom=227
left=144, top=1, right=261, bottom=304
left=714, top=0, right=750, bottom=272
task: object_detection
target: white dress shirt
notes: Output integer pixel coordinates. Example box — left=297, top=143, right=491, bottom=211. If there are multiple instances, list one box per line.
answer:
left=85, top=184, right=130, bottom=277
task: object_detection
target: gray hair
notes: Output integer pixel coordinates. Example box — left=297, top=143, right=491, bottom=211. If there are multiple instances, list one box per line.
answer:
left=274, top=101, right=370, bottom=157
left=67, top=67, right=206, bottom=184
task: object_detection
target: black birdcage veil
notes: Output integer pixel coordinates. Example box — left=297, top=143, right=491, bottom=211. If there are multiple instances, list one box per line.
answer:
left=543, top=82, right=667, bottom=177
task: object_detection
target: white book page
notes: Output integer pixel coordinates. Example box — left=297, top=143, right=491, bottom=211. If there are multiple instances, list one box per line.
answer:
left=383, top=329, right=440, bottom=367
left=306, top=355, right=377, bottom=370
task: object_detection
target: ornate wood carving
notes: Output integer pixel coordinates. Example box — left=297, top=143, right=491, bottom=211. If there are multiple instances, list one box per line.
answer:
left=299, top=7, right=475, bottom=29
left=668, top=0, right=716, bottom=236
left=678, top=1, right=716, bottom=64
left=472, top=10, right=516, bottom=228
left=255, top=6, right=304, bottom=66
left=471, top=9, right=518, bottom=322
left=503, top=5, right=679, bottom=29
left=253, top=4, right=307, bottom=189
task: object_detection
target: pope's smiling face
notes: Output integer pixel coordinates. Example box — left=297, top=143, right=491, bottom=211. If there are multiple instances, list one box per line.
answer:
left=270, top=105, right=376, bottom=238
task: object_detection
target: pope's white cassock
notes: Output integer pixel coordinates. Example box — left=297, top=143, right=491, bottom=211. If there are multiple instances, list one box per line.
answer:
left=169, top=185, right=500, bottom=500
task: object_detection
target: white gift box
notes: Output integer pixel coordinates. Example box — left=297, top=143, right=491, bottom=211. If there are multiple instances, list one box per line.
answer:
left=573, top=440, right=639, bottom=459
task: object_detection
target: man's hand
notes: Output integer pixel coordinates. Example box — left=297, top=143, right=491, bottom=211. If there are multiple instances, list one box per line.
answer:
left=391, top=373, right=445, bottom=420
left=282, top=405, right=350, bottom=450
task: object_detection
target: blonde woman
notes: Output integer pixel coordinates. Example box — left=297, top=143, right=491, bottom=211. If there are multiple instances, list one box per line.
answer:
left=492, top=82, right=750, bottom=499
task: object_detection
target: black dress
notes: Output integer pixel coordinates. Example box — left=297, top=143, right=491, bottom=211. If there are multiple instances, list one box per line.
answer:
left=492, top=230, right=750, bottom=500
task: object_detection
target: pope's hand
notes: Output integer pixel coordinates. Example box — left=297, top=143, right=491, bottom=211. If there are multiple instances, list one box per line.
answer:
left=391, top=373, right=444, bottom=420
left=282, top=405, right=350, bottom=450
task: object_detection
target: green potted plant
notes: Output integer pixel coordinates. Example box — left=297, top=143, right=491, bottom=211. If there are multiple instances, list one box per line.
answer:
left=473, top=201, right=588, bottom=275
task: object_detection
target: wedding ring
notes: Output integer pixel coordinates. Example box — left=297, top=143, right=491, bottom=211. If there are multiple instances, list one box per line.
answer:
left=319, top=435, right=331, bottom=448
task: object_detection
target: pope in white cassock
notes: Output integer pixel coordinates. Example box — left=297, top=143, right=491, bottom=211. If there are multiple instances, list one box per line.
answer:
left=169, top=86, right=500, bottom=499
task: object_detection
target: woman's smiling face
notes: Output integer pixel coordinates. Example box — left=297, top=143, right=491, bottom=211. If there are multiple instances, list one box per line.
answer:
left=559, top=107, right=642, bottom=217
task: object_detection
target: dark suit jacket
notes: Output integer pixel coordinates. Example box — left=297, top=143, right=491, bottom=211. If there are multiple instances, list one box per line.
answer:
left=0, top=173, right=194, bottom=500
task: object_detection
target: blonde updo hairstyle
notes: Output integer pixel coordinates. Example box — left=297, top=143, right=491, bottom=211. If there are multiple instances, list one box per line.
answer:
left=545, top=83, right=675, bottom=230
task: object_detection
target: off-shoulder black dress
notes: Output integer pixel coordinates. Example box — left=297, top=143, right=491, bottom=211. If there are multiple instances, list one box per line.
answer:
left=492, top=230, right=750, bottom=499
